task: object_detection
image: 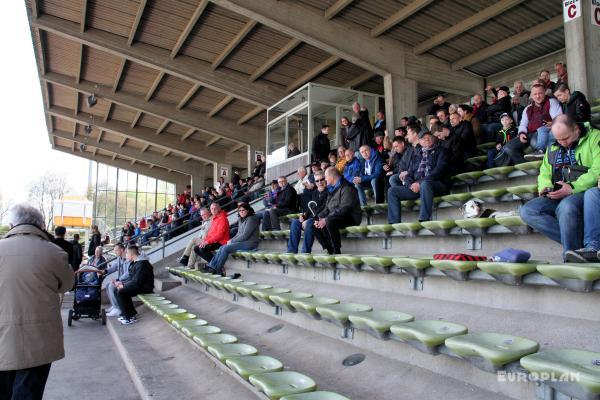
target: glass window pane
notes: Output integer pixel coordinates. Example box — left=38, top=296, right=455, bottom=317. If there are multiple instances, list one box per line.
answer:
left=310, top=104, right=336, bottom=150
left=157, top=180, right=167, bottom=194
left=98, top=164, right=108, bottom=190
left=147, top=177, right=156, bottom=193
left=288, top=107, right=309, bottom=155
left=267, top=118, right=286, bottom=164
left=167, top=183, right=175, bottom=196
left=127, top=192, right=136, bottom=220
left=107, top=167, right=117, bottom=190
left=128, top=172, right=137, bottom=192
left=118, top=170, right=128, bottom=191
left=137, top=175, right=147, bottom=192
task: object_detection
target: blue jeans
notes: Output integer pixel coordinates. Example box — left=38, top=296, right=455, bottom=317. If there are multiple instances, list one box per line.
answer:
left=208, top=241, right=258, bottom=272
left=583, top=188, right=600, bottom=250
left=530, top=126, right=553, bottom=151
left=389, top=174, right=403, bottom=187
left=520, top=193, right=584, bottom=256
left=287, top=218, right=315, bottom=253
left=387, top=181, right=449, bottom=223
left=355, top=179, right=383, bottom=206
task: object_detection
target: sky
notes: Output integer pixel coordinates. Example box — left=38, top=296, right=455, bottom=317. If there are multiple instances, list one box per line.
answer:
left=0, top=1, right=90, bottom=206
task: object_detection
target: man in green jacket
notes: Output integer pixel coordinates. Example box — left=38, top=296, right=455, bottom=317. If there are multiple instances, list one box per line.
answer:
left=520, top=115, right=600, bottom=260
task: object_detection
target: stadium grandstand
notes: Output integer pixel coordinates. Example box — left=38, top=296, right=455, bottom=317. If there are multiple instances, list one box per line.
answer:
left=3, top=0, right=600, bottom=399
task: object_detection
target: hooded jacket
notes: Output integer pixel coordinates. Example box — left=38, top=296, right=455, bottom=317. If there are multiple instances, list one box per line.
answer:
left=358, top=150, right=383, bottom=183
left=562, top=91, right=591, bottom=124
left=204, top=211, right=230, bottom=245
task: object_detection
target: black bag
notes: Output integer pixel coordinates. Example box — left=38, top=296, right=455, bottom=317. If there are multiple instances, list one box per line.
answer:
left=493, top=148, right=511, bottom=167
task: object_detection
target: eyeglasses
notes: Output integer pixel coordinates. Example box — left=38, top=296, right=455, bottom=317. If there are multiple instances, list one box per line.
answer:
left=315, top=178, right=325, bottom=183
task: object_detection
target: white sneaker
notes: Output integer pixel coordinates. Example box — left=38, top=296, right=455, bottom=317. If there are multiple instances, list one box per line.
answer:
left=120, top=318, right=137, bottom=325
left=106, top=306, right=114, bottom=313
left=107, top=309, right=121, bottom=317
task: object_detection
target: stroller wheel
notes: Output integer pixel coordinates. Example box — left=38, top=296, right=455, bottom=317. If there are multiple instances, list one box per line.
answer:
left=101, top=309, right=106, bottom=325
left=68, top=310, right=73, bottom=327
left=72, top=313, right=80, bottom=321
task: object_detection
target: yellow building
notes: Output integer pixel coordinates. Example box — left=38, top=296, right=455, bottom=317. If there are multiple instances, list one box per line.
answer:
left=52, top=196, right=93, bottom=228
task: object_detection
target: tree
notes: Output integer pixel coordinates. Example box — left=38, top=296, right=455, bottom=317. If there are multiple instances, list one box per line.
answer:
left=0, top=192, right=10, bottom=224
left=28, top=171, right=69, bottom=230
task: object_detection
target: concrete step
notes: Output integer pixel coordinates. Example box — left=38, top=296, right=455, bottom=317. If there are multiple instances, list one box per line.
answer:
left=159, top=285, right=516, bottom=400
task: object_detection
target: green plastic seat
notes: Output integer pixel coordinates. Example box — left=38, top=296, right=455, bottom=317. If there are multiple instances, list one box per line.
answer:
left=260, top=232, right=273, bottom=239
left=250, top=288, right=291, bottom=304
left=348, top=310, right=414, bottom=339
left=366, top=224, right=394, bottom=237
left=226, top=355, right=284, bottom=380
left=346, top=225, right=369, bottom=236
left=440, top=192, right=473, bottom=207
left=172, top=318, right=208, bottom=330
left=537, top=263, right=600, bottom=292
left=482, top=166, right=515, bottom=180
left=156, top=306, right=184, bottom=317
left=281, top=392, right=351, bottom=400
left=208, top=276, right=232, bottom=289
left=281, top=213, right=300, bottom=222
left=279, top=253, right=299, bottom=265
left=270, top=292, right=313, bottom=312
left=445, top=332, right=539, bottom=372
left=477, top=142, right=495, bottom=151
left=225, top=281, right=256, bottom=293
left=466, top=155, right=487, bottom=167
left=144, top=299, right=171, bottom=307
left=252, top=251, right=269, bottom=261
left=414, top=197, right=442, bottom=207
left=182, top=325, right=221, bottom=338
left=400, top=200, right=415, bottom=210
left=431, top=259, right=479, bottom=281
left=454, top=171, right=484, bottom=184
left=295, top=254, right=316, bottom=267
left=315, top=303, right=372, bottom=328
left=454, top=217, right=498, bottom=235
left=334, top=254, right=366, bottom=272
left=506, top=184, right=538, bottom=200
left=165, top=312, right=197, bottom=323
left=391, top=257, right=431, bottom=277
left=270, top=231, right=284, bottom=239
left=361, top=205, right=374, bottom=214
left=515, top=160, right=542, bottom=175
left=477, top=261, right=539, bottom=285
left=207, top=343, right=258, bottom=362
left=237, top=284, right=272, bottom=297
left=392, top=222, right=423, bottom=237
left=265, top=252, right=282, bottom=264
left=494, top=215, right=530, bottom=234
left=243, top=251, right=258, bottom=261
left=193, top=333, right=238, bottom=348
left=470, top=188, right=509, bottom=203
left=520, top=349, right=600, bottom=400
left=371, top=203, right=388, bottom=212
left=420, top=220, right=456, bottom=236
left=213, top=277, right=238, bottom=290
left=249, top=371, right=317, bottom=400
left=390, top=320, right=468, bottom=354
left=139, top=293, right=162, bottom=298
left=290, top=297, right=340, bottom=320
left=312, top=254, right=337, bottom=268
left=360, top=255, right=395, bottom=273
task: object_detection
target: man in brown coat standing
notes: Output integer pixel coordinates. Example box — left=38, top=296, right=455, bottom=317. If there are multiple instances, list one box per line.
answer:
left=0, top=204, right=74, bottom=400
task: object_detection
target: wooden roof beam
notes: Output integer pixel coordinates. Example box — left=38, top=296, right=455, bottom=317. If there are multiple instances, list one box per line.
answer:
left=113, top=58, right=127, bottom=93
left=286, top=55, right=340, bottom=92
left=230, top=143, right=245, bottom=153
left=131, top=159, right=136, bottom=166
left=237, top=106, right=263, bottom=125
left=145, top=71, right=165, bottom=102
left=156, top=119, right=170, bottom=135
left=130, top=110, right=143, bottom=128
left=181, top=128, right=195, bottom=141
left=80, top=0, right=88, bottom=33
left=72, top=121, right=77, bottom=138
left=206, top=137, right=220, bottom=146
left=128, top=0, right=148, bottom=46
left=177, top=83, right=201, bottom=110
left=414, top=0, right=526, bottom=55
left=104, top=102, right=112, bottom=122
left=208, top=95, right=234, bottom=117
left=97, top=130, right=103, bottom=143
left=345, top=71, right=377, bottom=89
left=249, top=38, right=301, bottom=82
left=163, top=150, right=171, bottom=157
left=212, top=20, right=257, bottom=69
left=141, top=143, right=150, bottom=152
left=75, top=43, right=84, bottom=83
left=119, top=137, right=128, bottom=148
left=324, top=0, right=354, bottom=20
left=371, top=0, right=434, bottom=38
left=451, top=16, right=563, bottom=71
left=171, top=0, right=209, bottom=59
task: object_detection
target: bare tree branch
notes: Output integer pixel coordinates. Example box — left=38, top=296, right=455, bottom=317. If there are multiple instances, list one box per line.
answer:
left=28, top=171, right=70, bottom=230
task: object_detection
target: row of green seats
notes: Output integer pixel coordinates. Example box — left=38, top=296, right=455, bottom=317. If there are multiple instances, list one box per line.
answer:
left=138, top=291, right=349, bottom=400
left=164, top=269, right=600, bottom=398
left=454, top=160, right=542, bottom=185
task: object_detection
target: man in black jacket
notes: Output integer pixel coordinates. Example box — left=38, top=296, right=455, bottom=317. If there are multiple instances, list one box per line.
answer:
left=311, top=125, right=331, bottom=163
left=450, top=112, right=477, bottom=158
left=53, top=226, right=75, bottom=270
left=426, top=95, right=451, bottom=116
left=115, top=245, right=154, bottom=325
left=554, top=84, right=591, bottom=124
left=313, top=167, right=362, bottom=254
left=70, top=233, right=83, bottom=270
left=346, top=102, right=372, bottom=151
left=431, top=122, right=465, bottom=177
left=262, top=176, right=298, bottom=231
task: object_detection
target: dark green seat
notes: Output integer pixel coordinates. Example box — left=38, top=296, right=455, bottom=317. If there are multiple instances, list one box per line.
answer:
left=440, top=192, right=473, bottom=207
left=237, top=284, right=272, bottom=297
left=466, top=155, right=487, bottom=168
left=279, top=253, right=299, bottom=265
left=281, top=213, right=300, bottom=222
left=506, top=184, right=538, bottom=200
left=182, top=325, right=221, bottom=338
left=482, top=166, right=515, bottom=180
left=537, top=263, right=600, bottom=292
left=172, top=318, right=208, bottom=331
left=290, top=297, right=340, bottom=320
left=265, top=252, right=282, bottom=264
left=477, top=142, right=495, bottom=151
left=225, top=355, right=284, bottom=380
left=250, top=288, right=291, bottom=305
left=494, top=215, right=530, bottom=234
left=420, top=220, right=456, bottom=236
left=391, top=257, right=431, bottom=277
left=193, top=333, right=238, bottom=348
left=295, top=254, right=316, bottom=267
left=520, top=349, right=600, bottom=400
left=334, top=254, right=366, bottom=272
left=390, top=320, right=468, bottom=354
left=414, top=197, right=442, bottom=207
left=470, top=188, right=509, bottom=203
left=207, top=343, right=258, bottom=362
left=366, top=224, right=394, bottom=237
left=312, top=254, right=337, bottom=268
left=454, top=171, right=484, bottom=185
left=249, top=371, right=317, bottom=400
left=224, top=281, right=256, bottom=293
left=269, top=292, right=313, bottom=312
left=515, top=160, right=542, bottom=175
left=346, top=225, right=369, bottom=236
left=392, top=222, right=423, bottom=237
left=315, top=303, right=372, bottom=328
left=401, top=200, right=415, bottom=210
left=360, top=256, right=395, bottom=273
left=371, top=203, right=388, bottom=212
left=454, top=217, right=498, bottom=235
left=252, top=252, right=269, bottom=262
left=430, top=259, right=479, bottom=281
left=281, top=392, right=350, bottom=400
left=213, top=277, right=238, bottom=290
left=444, top=332, right=539, bottom=372
left=261, top=231, right=274, bottom=239
left=477, top=261, right=539, bottom=285
left=348, top=310, right=414, bottom=340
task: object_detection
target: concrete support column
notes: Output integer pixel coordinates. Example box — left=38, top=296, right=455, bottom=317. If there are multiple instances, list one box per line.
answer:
left=383, top=74, right=418, bottom=133
left=213, top=162, right=232, bottom=188
left=191, top=165, right=206, bottom=195
left=175, top=176, right=191, bottom=197
left=564, top=6, right=600, bottom=101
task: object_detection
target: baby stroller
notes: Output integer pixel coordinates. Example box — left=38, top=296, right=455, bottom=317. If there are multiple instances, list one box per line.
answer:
left=68, top=266, right=106, bottom=326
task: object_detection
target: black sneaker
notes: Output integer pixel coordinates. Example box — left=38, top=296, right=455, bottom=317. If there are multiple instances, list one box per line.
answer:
left=179, top=255, right=189, bottom=266
left=231, top=273, right=241, bottom=279
left=564, top=248, right=599, bottom=263
left=524, top=150, right=544, bottom=161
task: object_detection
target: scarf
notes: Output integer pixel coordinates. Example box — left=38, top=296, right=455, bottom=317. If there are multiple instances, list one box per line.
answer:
left=416, top=147, right=434, bottom=179
left=327, top=179, right=342, bottom=193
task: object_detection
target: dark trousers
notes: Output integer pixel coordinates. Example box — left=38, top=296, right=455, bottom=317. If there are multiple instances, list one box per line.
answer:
left=0, top=363, right=51, bottom=400
left=116, top=289, right=139, bottom=319
left=193, top=243, right=222, bottom=263
left=313, top=215, right=356, bottom=254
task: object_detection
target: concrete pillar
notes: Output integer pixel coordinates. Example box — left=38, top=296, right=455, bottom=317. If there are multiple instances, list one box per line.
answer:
left=383, top=74, right=418, bottom=133
left=191, top=165, right=206, bottom=195
left=213, top=162, right=232, bottom=188
left=564, top=5, right=600, bottom=101
left=175, top=176, right=191, bottom=197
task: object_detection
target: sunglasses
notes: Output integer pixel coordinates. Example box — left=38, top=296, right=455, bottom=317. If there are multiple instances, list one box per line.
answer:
left=315, top=178, right=325, bottom=183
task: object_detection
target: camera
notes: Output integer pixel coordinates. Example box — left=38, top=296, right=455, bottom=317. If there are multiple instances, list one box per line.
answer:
left=79, top=143, right=87, bottom=152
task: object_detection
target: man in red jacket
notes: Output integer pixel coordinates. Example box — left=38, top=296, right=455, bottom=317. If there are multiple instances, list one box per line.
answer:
left=193, top=202, right=230, bottom=265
